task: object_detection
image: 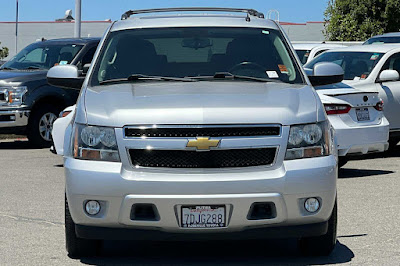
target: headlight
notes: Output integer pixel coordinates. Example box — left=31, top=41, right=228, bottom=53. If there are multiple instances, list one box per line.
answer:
left=0, top=86, right=27, bottom=106
left=71, top=123, right=120, bottom=162
left=285, top=121, right=333, bottom=160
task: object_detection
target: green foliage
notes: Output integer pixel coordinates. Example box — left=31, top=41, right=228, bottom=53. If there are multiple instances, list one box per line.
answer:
left=324, top=0, right=400, bottom=41
left=0, top=42, right=9, bottom=60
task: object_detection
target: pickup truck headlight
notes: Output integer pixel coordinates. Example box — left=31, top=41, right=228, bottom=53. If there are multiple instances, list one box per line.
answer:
left=72, top=123, right=120, bottom=162
left=0, top=86, right=27, bottom=106
left=285, top=121, right=333, bottom=160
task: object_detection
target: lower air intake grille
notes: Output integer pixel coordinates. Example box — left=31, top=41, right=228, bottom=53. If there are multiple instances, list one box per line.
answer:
left=129, top=148, right=277, bottom=168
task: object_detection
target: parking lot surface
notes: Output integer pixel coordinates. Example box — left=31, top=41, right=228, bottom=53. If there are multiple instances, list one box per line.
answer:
left=0, top=139, right=399, bottom=265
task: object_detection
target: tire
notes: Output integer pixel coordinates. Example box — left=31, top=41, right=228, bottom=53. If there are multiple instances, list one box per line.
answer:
left=389, top=138, right=400, bottom=150
left=298, top=200, right=337, bottom=256
left=338, top=157, right=348, bottom=168
left=27, top=104, right=61, bottom=148
left=65, top=196, right=102, bottom=258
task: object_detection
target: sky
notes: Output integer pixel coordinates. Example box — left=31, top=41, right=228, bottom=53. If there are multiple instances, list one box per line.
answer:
left=0, top=0, right=329, bottom=23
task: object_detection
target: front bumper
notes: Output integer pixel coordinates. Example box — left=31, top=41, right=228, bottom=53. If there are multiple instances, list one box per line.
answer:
left=65, top=155, right=337, bottom=238
left=329, top=115, right=389, bottom=157
left=0, top=109, right=30, bottom=128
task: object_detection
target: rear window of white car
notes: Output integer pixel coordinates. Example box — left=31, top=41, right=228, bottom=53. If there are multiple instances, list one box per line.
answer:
left=305, top=51, right=384, bottom=80
left=91, top=27, right=305, bottom=86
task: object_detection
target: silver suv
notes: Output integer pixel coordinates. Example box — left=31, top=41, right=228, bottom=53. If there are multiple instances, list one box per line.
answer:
left=48, top=8, right=342, bottom=258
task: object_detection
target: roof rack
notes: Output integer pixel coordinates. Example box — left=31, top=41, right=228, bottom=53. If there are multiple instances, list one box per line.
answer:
left=121, top=7, right=265, bottom=22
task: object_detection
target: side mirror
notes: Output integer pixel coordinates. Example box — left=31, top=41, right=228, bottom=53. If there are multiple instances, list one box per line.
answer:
left=306, top=62, right=344, bottom=87
left=47, top=65, right=84, bottom=90
left=378, top=70, right=399, bottom=82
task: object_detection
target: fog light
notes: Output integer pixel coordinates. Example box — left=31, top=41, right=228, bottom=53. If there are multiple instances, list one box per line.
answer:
left=304, top=198, right=320, bottom=213
left=85, top=200, right=101, bottom=215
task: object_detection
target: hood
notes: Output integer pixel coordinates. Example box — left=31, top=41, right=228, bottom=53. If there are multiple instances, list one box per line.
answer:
left=83, top=81, right=318, bottom=127
left=0, top=69, right=47, bottom=85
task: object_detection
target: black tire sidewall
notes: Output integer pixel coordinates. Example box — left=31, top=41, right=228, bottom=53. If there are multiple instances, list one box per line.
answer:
left=27, top=104, right=61, bottom=148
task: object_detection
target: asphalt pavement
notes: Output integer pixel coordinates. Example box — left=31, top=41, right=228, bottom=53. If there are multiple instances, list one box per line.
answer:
left=0, top=139, right=399, bottom=265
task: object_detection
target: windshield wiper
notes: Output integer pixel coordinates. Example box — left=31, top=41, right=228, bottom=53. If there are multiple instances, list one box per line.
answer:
left=25, top=66, right=46, bottom=70
left=188, top=72, right=279, bottom=83
left=99, top=74, right=197, bottom=85
left=1, top=67, right=17, bottom=70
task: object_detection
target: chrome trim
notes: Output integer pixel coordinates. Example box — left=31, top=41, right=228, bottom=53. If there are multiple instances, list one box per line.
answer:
left=0, top=109, right=30, bottom=127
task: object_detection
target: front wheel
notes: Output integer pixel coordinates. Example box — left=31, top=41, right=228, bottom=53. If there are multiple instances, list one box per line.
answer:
left=65, top=196, right=102, bottom=258
left=298, top=200, right=337, bottom=256
left=27, top=104, right=61, bottom=148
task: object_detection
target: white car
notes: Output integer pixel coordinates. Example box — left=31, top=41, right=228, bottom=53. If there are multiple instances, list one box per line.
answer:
left=51, top=105, right=75, bottom=155
left=316, top=88, right=389, bottom=166
left=48, top=7, right=341, bottom=258
left=293, top=43, right=347, bottom=65
left=305, top=44, right=400, bottom=147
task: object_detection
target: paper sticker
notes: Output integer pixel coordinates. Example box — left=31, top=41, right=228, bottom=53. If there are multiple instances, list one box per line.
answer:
left=59, top=61, right=68, bottom=65
left=360, top=74, right=368, bottom=80
left=353, top=76, right=361, bottom=81
left=278, top=64, right=289, bottom=74
left=266, top=71, right=279, bottom=78
left=262, top=30, right=270, bottom=35
left=370, top=54, right=379, bottom=60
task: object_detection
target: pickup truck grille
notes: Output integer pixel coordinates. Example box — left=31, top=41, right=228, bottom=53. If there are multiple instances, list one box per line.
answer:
left=124, top=126, right=280, bottom=138
left=129, top=148, right=277, bottom=168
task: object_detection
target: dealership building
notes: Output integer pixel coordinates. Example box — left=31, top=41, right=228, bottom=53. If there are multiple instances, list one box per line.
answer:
left=0, top=19, right=326, bottom=61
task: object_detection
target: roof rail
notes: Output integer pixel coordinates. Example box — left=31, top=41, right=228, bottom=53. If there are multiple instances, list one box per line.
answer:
left=121, top=7, right=265, bottom=21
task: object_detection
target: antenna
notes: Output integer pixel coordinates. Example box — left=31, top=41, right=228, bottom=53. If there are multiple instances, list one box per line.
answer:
left=267, top=10, right=280, bottom=22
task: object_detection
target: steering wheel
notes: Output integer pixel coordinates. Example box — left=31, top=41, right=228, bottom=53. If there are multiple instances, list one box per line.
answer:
left=228, top=62, right=266, bottom=76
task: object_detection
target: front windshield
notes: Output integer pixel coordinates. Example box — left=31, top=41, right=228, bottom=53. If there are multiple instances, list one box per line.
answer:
left=295, top=50, right=311, bottom=65
left=91, top=27, right=304, bottom=86
left=364, top=36, right=400, bottom=45
left=1, top=43, right=83, bottom=70
left=304, top=51, right=384, bottom=81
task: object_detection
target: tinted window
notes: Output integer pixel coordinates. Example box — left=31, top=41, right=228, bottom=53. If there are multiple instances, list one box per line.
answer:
left=380, top=52, right=400, bottom=80
left=91, top=27, right=304, bottom=86
left=296, top=49, right=311, bottom=65
left=305, top=51, right=384, bottom=80
left=2, top=43, right=83, bottom=70
left=364, top=36, right=400, bottom=45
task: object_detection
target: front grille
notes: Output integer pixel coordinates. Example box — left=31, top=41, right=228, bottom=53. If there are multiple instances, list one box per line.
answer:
left=129, top=148, right=277, bottom=168
left=125, top=126, right=280, bottom=138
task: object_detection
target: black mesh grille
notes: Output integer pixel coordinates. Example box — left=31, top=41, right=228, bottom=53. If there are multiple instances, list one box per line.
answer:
left=125, top=126, right=280, bottom=138
left=129, top=148, right=277, bottom=168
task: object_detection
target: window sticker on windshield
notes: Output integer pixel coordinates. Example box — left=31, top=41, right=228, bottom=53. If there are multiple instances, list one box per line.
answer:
left=262, top=30, right=270, bottom=35
left=354, top=76, right=361, bottom=81
left=59, top=61, right=68, bottom=65
left=370, top=54, right=380, bottom=60
left=361, top=74, right=368, bottom=80
left=278, top=64, right=289, bottom=74
left=266, top=71, right=279, bottom=78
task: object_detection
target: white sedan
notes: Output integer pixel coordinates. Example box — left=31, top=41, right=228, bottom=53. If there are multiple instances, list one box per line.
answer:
left=305, top=44, right=400, bottom=148
left=316, top=87, right=389, bottom=166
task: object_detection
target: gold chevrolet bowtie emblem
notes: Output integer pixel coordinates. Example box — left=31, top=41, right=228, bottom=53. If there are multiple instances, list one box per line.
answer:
left=186, top=137, right=220, bottom=150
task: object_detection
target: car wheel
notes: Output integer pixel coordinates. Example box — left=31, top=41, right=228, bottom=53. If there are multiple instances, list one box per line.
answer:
left=338, top=157, right=348, bottom=168
left=298, top=199, right=337, bottom=256
left=65, top=196, right=102, bottom=258
left=27, top=104, right=61, bottom=148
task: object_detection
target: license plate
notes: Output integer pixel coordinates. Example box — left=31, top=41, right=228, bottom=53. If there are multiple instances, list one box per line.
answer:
left=181, top=205, right=226, bottom=228
left=356, top=108, right=370, bottom=121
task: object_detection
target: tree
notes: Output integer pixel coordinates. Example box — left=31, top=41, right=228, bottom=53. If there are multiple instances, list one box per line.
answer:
left=0, top=42, right=9, bottom=60
left=324, top=0, right=400, bottom=41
